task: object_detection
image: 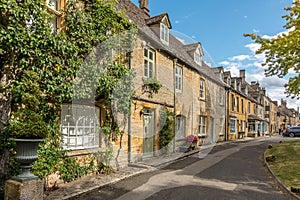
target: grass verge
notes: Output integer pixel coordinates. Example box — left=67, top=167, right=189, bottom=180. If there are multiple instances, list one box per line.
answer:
left=266, top=140, right=300, bottom=193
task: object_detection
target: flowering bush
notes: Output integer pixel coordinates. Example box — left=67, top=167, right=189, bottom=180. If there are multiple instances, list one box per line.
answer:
left=185, top=135, right=198, bottom=143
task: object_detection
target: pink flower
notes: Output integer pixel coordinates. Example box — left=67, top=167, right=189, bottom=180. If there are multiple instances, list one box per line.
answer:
left=185, top=135, right=198, bottom=143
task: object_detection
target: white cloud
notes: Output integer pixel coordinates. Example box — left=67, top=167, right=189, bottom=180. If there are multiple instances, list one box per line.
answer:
left=260, top=76, right=288, bottom=89
left=246, top=72, right=264, bottom=82
left=175, top=20, right=180, bottom=24
left=245, top=43, right=261, bottom=53
left=219, top=61, right=230, bottom=66
left=221, top=29, right=299, bottom=110
left=254, top=53, right=265, bottom=63
left=252, top=61, right=263, bottom=68
left=224, top=62, right=241, bottom=77
left=229, top=55, right=251, bottom=61
left=244, top=15, right=248, bottom=19
left=253, top=29, right=260, bottom=33
left=267, top=88, right=300, bottom=111
left=262, top=27, right=294, bottom=40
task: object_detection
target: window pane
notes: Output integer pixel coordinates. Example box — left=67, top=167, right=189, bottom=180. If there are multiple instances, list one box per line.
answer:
left=179, top=77, right=182, bottom=90
left=50, top=16, right=58, bottom=33
left=144, top=60, right=148, bottom=77
left=61, top=104, right=100, bottom=150
left=47, top=0, right=59, bottom=10
left=149, top=51, right=153, bottom=60
left=149, top=62, right=153, bottom=77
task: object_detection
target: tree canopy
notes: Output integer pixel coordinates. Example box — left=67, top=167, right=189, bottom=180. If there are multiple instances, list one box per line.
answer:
left=245, top=0, right=300, bottom=99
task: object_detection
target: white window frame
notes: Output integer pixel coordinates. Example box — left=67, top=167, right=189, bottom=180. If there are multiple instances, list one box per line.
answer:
left=219, top=117, right=224, bottom=135
left=199, top=78, right=205, bottom=100
left=219, top=88, right=224, bottom=105
left=144, top=48, right=155, bottom=78
left=176, top=115, right=185, bottom=139
left=61, top=104, right=100, bottom=150
left=175, top=66, right=183, bottom=92
left=234, top=79, right=237, bottom=90
left=46, top=0, right=61, bottom=33
left=230, top=118, right=237, bottom=134
left=194, top=48, right=202, bottom=65
left=198, top=115, right=207, bottom=137
left=47, top=0, right=59, bottom=10
left=160, top=23, right=169, bottom=45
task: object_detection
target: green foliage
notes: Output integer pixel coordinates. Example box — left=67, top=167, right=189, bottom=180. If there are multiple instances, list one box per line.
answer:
left=32, top=123, right=94, bottom=185
left=58, top=156, right=93, bottom=183
left=0, top=0, right=136, bottom=185
left=0, top=127, right=14, bottom=154
left=95, top=148, right=114, bottom=174
left=0, top=0, right=134, bottom=178
left=159, top=109, right=174, bottom=149
left=142, top=78, right=162, bottom=98
left=9, top=70, right=50, bottom=138
left=31, top=124, right=66, bottom=179
left=244, top=0, right=300, bottom=98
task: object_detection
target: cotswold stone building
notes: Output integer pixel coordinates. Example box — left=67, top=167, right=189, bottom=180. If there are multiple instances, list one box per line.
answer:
left=43, top=0, right=299, bottom=170
left=116, top=0, right=226, bottom=162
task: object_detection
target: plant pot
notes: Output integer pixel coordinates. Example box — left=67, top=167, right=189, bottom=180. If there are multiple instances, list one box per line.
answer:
left=11, top=138, right=44, bottom=182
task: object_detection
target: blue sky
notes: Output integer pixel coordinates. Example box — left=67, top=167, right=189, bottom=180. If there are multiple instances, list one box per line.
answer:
left=131, top=0, right=299, bottom=110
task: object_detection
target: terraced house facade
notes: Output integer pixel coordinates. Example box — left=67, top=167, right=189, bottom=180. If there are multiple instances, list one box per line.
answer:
left=44, top=0, right=299, bottom=169
left=118, top=0, right=227, bottom=163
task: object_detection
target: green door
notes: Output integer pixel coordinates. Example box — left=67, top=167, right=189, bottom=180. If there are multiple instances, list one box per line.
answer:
left=143, top=109, right=154, bottom=158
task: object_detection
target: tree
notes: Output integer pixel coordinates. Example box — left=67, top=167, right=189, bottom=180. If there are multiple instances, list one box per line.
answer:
left=0, top=0, right=135, bottom=188
left=245, top=0, right=300, bottom=99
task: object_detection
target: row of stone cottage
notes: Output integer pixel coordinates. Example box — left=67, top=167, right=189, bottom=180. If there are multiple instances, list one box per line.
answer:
left=53, top=0, right=300, bottom=167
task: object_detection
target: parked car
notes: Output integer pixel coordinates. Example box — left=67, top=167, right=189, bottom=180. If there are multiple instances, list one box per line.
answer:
left=283, top=126, right=300, bottom=137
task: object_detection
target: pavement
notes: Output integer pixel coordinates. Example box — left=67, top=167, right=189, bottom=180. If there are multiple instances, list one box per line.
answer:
left=44, top=135, right=294, bottom=200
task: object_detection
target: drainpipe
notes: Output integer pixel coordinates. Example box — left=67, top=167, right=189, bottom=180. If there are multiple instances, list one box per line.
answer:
left=225, top=88, right=230, bottom=141
left=173, top=58, right=177, bottom=153
left=128, top=52, right=132, bottom=163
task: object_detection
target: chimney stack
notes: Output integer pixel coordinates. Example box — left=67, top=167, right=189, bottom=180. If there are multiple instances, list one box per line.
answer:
left=239, top=69, right=245, bottom=82
left=261, top=87, right=266, bottom=95
left=139, top=0, right=150, bottom=16
left=281, top=99, right=287, bottom=108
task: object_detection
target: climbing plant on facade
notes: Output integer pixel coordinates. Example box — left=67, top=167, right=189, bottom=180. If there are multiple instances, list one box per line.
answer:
left=0, top=0, right=136, bottom=189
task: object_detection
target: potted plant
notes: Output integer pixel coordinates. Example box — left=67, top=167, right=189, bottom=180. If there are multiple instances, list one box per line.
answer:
left=185, top=135, right=198, bottom=151
left=9, top=70, right=49, bottom=181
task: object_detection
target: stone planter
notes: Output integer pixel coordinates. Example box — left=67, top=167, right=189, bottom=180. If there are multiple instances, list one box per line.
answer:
left=11, top=138, right=44, bottom=182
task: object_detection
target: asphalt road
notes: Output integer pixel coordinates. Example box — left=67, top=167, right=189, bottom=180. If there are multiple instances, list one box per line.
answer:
left=71, top=136, right=291, bottom=200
